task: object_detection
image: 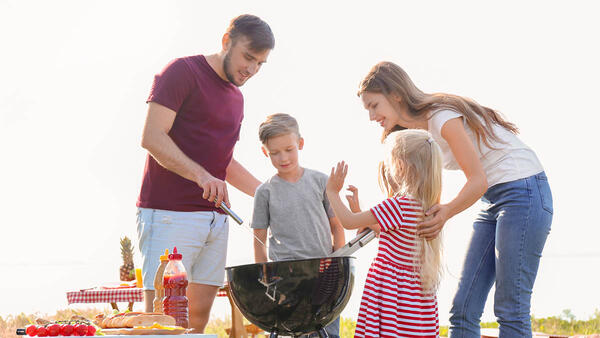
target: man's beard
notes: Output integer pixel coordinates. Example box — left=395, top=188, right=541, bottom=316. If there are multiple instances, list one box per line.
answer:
left=223, top=51, right=241, bottom=87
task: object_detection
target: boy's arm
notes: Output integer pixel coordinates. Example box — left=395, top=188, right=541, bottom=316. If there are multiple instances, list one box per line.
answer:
left=226, top=158, right=262, bottom=197
left=329, top=217, right=346, bottom=251
left=253, top=229, right=268, bottom=263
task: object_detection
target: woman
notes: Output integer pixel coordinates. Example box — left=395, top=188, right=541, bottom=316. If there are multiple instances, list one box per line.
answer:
left=357, top=61, right=553, bottom=337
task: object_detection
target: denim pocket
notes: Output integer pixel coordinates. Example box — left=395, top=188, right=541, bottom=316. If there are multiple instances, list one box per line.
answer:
left=536, top=173, right=553, bottom=214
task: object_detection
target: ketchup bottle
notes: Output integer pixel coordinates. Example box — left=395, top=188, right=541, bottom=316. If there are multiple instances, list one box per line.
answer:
left=162, top=247, right=189, bottom=328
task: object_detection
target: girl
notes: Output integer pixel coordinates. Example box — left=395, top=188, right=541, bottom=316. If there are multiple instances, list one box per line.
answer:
left=357, top=61, right=553, bottom=337
left=326, top=129, right=443, bottom=338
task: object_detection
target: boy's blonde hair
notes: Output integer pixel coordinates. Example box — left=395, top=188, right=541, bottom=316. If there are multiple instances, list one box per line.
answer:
left=258, top=113, right=301, bottom=144
left=379, top=129, right=443, bottom=292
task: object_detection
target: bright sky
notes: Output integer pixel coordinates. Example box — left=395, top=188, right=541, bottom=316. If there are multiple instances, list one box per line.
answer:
left=1, top=0, right=599, bottom=326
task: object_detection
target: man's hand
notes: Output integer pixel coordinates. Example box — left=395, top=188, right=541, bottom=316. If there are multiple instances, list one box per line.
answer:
left=345, top=185, right=361, bottom=212
left=417, top=203, right=450, bottom=240
left=197, top=173, right=230, bottom=208
left=327, top=161, right=348, bottom=194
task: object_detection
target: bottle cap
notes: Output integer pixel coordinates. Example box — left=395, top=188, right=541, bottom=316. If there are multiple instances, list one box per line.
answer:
left=169, top=247, right=182, bottom=260
left=159, top=248, right=170, bottom=262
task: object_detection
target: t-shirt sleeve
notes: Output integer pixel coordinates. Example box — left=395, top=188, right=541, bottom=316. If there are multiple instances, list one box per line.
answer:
left=369, top=198, right=406, bottom=232
left=146, top=58, right=195, bottom=113
left=250, top=184, right=270, bottom=229
left=429, top=109, right=463, bottom=138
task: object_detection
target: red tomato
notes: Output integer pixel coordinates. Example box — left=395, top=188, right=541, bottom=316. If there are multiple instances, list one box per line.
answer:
left=86, top=325, right=96, bottom=336
left=75, top=324, right=88, bottom=336
left=60, top=324, right=74, bottom=336
left=47, top=324, right=60, bottom=337
left=36, top=327, right=49, bottom=337
left=25, top=325, right=38, bottom=337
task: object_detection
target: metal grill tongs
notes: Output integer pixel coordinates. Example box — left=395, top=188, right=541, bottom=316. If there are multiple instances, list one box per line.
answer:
left=218, top=202, right=244, bottom=225
left=329, top=229, right=376, bottom=257
left=219, top=201, right=376, bottom=257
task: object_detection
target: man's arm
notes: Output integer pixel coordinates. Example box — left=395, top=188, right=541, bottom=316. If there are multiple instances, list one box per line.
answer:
left=329, top=217, right=346, bottom=251
left=253, top=229, right=268, bottom=263
left=141, top=102, right=229, bottom=206
left=226, top=158, right=261, bottom=197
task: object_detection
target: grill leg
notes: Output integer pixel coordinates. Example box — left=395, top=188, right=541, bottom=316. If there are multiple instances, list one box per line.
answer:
left=317, top=328, right=329, bottom=338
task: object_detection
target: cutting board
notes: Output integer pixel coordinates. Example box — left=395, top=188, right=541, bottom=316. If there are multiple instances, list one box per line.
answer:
left=100, top=330, right=216, bottom=337
left=100, top=327, right=188, bottom=335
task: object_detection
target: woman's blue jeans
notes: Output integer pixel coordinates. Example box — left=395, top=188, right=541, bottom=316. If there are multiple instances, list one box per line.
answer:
left=449, top=172, right=553, bottom=338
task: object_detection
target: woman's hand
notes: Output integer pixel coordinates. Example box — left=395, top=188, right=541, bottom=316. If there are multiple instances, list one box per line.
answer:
left=327, top=161, right=348, bottom=194
left=417, top=203, right=451, bottom=239
left=345, top=185, right=361, bottom=212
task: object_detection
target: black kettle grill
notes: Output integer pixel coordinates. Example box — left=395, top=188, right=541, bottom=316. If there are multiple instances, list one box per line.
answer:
left=225, top=256, right=355, bottom=337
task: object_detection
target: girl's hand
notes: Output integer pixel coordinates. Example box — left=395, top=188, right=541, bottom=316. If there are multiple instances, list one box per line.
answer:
left=345, top=185, right=361, bottom=212
left=417, top=203, right=451, bottom=239
left=327, top=161, right=348, bottom=193
left=356, top=226, right=369, bottom=235
left=368, top=224, right=381, bottom=237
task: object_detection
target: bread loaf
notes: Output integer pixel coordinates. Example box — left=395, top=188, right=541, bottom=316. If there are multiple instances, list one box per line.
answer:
left=95, top=312, right=175, bottom=328
left=109, top=312, right=142, bottom=328
left=125, top=314, right=176, bottom=327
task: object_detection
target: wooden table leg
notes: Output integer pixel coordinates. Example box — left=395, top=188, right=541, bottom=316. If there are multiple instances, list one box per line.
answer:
left=110, top=302, right=119, bottom=311
left=225, top=286, right=247, bottom=338
left=128, top=302, right=134, bottom=311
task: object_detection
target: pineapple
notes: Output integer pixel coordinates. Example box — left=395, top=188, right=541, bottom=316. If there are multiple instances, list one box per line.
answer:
left=119, top=236, right=136, bottom=281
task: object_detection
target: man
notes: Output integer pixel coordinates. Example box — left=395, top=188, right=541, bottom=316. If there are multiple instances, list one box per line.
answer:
left=136, top=14, right=274, bottom=332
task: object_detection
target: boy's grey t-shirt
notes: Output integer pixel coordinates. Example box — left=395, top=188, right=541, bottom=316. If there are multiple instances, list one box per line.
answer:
left=251, top=168, right=336, bottom=261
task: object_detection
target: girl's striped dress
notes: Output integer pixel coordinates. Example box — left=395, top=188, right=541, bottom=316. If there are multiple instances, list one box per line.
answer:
left=354, top=196, right=439, bottom=338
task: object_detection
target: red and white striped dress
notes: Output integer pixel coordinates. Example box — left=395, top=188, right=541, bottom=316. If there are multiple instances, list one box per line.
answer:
left=354, top=196, right=439, bottom=338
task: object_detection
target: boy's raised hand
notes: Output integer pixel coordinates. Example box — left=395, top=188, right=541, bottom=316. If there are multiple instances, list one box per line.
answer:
left=327, top=161, right=348, bottom=193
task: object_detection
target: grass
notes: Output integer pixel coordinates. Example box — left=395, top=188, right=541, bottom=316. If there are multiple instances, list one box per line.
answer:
left=2, top=308, right=599, bottom=337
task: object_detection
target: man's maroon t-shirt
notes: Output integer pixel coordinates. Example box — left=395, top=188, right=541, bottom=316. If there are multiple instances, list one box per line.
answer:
left=137, top=55, right=243, bottom=212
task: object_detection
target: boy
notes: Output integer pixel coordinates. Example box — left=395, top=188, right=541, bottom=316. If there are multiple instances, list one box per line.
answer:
left=251, top=113, right=345, bottom=338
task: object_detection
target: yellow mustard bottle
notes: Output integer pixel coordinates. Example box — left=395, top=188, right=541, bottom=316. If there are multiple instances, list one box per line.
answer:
left=153, top=249, right=169, bottom=313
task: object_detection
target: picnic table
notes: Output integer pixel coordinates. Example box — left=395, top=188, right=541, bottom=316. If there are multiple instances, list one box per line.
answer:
left=66, top=283, right=258, bottom=337
left=66, top=286, right=144, bottom=311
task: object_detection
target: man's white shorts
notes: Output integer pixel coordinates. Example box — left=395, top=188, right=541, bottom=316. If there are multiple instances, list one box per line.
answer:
left=136, top=207, right=229, bottom=289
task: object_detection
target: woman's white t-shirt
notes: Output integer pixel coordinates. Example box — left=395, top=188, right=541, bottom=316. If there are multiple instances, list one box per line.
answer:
left=428, top=109, right=544, bottom=187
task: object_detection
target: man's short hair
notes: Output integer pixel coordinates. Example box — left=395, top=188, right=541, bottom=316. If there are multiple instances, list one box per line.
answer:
left=226, top=14, right=275, bottom=52
left=259, top=113, right=301, bottom=144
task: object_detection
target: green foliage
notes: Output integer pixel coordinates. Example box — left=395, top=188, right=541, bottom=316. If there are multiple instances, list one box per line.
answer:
left=340, top=316, right=357, bottom=337
left=203, top=316, right=231, bottom=337
left=531, top=309, right=600, bottom=335
left=437, top=309, right=600, bottom=337
left=2, top=308, right=599, bottom=337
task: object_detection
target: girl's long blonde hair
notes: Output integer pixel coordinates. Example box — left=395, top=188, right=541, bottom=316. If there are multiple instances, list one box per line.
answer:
left=379, top=129, right=443, bottom=292
left=359, top=61, right=518, bottom=148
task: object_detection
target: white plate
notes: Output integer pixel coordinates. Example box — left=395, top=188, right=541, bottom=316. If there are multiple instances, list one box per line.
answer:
left=100, top=335, right=216, bottom=338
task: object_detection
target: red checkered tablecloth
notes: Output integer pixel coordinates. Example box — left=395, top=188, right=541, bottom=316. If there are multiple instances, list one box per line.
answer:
left=66, top=288, right=144, bottom=305
left=67, top=286, right=227, bottom=305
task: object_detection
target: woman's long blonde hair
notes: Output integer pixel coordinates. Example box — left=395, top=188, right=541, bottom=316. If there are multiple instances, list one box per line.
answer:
left=359, top=61, right=518, bottom=148
left=379, top=129, right=443, bottom=292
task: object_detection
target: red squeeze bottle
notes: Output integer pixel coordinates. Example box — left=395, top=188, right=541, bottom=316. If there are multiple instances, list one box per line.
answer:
left=162, top=247, right=189, bottom=328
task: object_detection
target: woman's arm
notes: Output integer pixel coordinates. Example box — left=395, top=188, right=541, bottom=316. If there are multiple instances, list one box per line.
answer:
left=326, top=162, right=381, bottom=231
left=417, top=117, right=488, bottom=239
